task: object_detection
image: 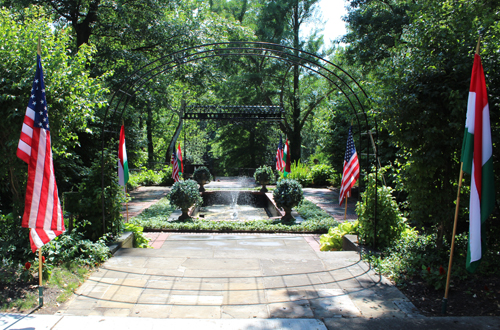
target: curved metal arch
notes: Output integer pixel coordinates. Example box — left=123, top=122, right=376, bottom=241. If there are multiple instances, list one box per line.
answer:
left=104, top=44, right=371, bottom=128
left=101, top=41, right=379, bottom=240
left=111, top=51, right=367, bottom=134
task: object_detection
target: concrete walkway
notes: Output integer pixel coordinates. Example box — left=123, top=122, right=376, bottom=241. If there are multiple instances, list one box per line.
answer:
left=56, top=234, right=415, bottom=320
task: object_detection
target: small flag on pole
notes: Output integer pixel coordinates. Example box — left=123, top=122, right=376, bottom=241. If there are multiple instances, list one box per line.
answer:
left=276, top=135, right=285, bottom=171
left=283, top=139, right=291, bottom=177
left=171, top=152, right=180, bottom=182
left=177, top=143, right=183, bottom=174
left=118, top=124, right=129, bottom=189
left=339, top=126, right=360, bottom=206
left=17, top=53, right=64, bottom=253
left=461, top=51, right=495, bottom=273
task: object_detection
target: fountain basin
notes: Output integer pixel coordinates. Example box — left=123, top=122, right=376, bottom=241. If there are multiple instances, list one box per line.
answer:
left=193, top=191, right=282, bottom=221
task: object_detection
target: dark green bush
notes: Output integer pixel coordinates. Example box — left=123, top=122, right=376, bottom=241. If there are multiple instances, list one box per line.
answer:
left=273, top=179, right=304, bottom=209
left=193, top=166, right=212, bottom=184
left=72, top=147, right=126, bottom=241
left=0, top=212, right=31, bottom=264
left=356, top=170, right=406, bottom=249
left=309, top=164, right=334, bottom=186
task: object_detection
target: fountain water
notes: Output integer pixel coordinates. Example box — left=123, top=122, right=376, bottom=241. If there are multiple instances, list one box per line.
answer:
left=193, top=176, right=281, bottom=221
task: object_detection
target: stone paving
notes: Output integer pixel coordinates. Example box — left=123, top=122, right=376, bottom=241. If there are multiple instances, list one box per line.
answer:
left=57, top=178, right=419, bottom=321
left=58, top=234, right=417, bottom=319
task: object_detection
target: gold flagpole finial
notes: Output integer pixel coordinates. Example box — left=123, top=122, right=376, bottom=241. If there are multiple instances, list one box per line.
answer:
left=37, top=38, right=41, bottom=56
left=475, top=36, right=481, bottom=55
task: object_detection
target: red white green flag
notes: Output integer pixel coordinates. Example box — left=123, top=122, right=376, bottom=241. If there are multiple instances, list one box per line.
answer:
left=118, top=125, right=129, bottom=188
left=282, top=139, right=291, bottom=177
left=460, top=53, right=495, bottom=273
left=177, top=143, right=183, bottom=174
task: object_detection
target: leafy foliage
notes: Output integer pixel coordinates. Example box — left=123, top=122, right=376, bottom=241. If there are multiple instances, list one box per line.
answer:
left=254, top=165, right=274, bottom=184
left=44, top=231, right=111, bottom=267
left=356, top=169, right=406, bottom=249
left=273, top=179, right=304, bottom=210
left=309, top=164, right=334, bottom=186
left=320, top=221, right=359, bottom=251
left=0, top=5, right=110, bottom=211
left=128, top=166, right=175, bottom=189
left=280, top=161, right=312, bottom=186
left=168, top=179, right=202, bottom=211
left=71, top=147, right=126, bottom=241
left=123, top=223, right=151, bottom=248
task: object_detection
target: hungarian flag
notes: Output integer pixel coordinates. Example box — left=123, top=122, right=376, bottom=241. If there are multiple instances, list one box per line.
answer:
left=177, top=143, right=183, bottom=174
left=171, top=152, right=180, bottom=182
left=282, top=139, right=291, bottom=177
left=118, top=124, right=129, bottom=188
left=461, top=52, right=495, bottom=273
left=339, top=126, right=360, bottom=206
left=16, top=54, right=64, bottom=252
left=276, top=135, right=285, bottom=171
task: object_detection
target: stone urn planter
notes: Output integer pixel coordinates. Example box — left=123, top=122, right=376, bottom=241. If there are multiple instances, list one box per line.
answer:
left=272, top=179, right=304, bottom=223
left=193, top=166, right=213, bottom=192
left=168, top=180, right=202, bottom=221
left=254, top=165, right=274, bottom=193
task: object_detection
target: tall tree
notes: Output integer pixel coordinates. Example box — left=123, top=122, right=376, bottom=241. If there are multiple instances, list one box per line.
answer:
left=343, top=0, right=500, bottom=246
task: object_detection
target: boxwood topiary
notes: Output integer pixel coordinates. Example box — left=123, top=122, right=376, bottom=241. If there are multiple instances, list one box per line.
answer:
left=193, top=166, right=213, bottom=192
left=273, top=179, right=304, bottom=223
left=168, top=179, right=202, bottom=220
left=254, top=165, right=274, bottom=192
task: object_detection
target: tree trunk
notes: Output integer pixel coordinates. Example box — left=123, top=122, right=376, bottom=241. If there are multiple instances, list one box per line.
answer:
left=73, top=0, right=100, bottom=49
left=147, top=105, right=154, bottom=168
left=291, top=0, right=301, bottom=163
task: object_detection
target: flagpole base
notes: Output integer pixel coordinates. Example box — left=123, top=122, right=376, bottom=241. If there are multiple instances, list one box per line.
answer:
left=441, top=298, right=447, bottom=314
left=38, top=286, right=44, bottom=307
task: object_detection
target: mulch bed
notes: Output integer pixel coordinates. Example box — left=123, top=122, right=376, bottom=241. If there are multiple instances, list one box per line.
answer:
left=398, top=275, right=500, bottom=316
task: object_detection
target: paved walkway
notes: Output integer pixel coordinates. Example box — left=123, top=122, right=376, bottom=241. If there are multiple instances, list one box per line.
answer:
left=57, top=234, right=416, bottom=320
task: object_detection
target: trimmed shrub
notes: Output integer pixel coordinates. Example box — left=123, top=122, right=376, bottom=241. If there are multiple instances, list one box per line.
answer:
left=254, top=165, right=274, bottom=184
left=273, top=179, right=304, bottom=218
left=168, top=180, right=202, bottom=220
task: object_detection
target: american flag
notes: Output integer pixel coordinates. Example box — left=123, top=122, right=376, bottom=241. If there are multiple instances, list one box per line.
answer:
left=171, top=152, right=180, bottom=182
left=17, top=54, right=64, bottom=252
left=276, top=135, right=285, bottom=171
left=339, top=126, right=360, bottom=206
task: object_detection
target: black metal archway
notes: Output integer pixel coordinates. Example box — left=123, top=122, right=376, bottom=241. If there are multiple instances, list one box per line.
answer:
left=100, top=41, right=379, bottom=238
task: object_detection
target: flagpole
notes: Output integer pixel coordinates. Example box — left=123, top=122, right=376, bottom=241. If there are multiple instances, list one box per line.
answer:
left=442, top=163, right=464, bottom=314
left=36, top=38, right=44, bottom=307
left=442, top=37, right=482, bottom=314
left=344, top=196, right=348, bottom=220
left=122, top=119, right=128, bottom=223
left=38, top=246, right=43, bottom=306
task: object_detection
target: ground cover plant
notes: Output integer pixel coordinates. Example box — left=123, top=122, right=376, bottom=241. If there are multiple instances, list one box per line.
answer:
left=130, top=198, right=338, bottom=233
left=0, top=229, right=111, bottom=313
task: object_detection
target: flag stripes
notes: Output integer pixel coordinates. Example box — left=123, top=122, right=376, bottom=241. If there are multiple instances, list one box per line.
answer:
left=461, top=52, right=495, bottom=272
left=118, top=124, right=129, bottom=187
left=17, top=54, right=64, bottom=252
left=339, top=126, right=360, bottom=206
